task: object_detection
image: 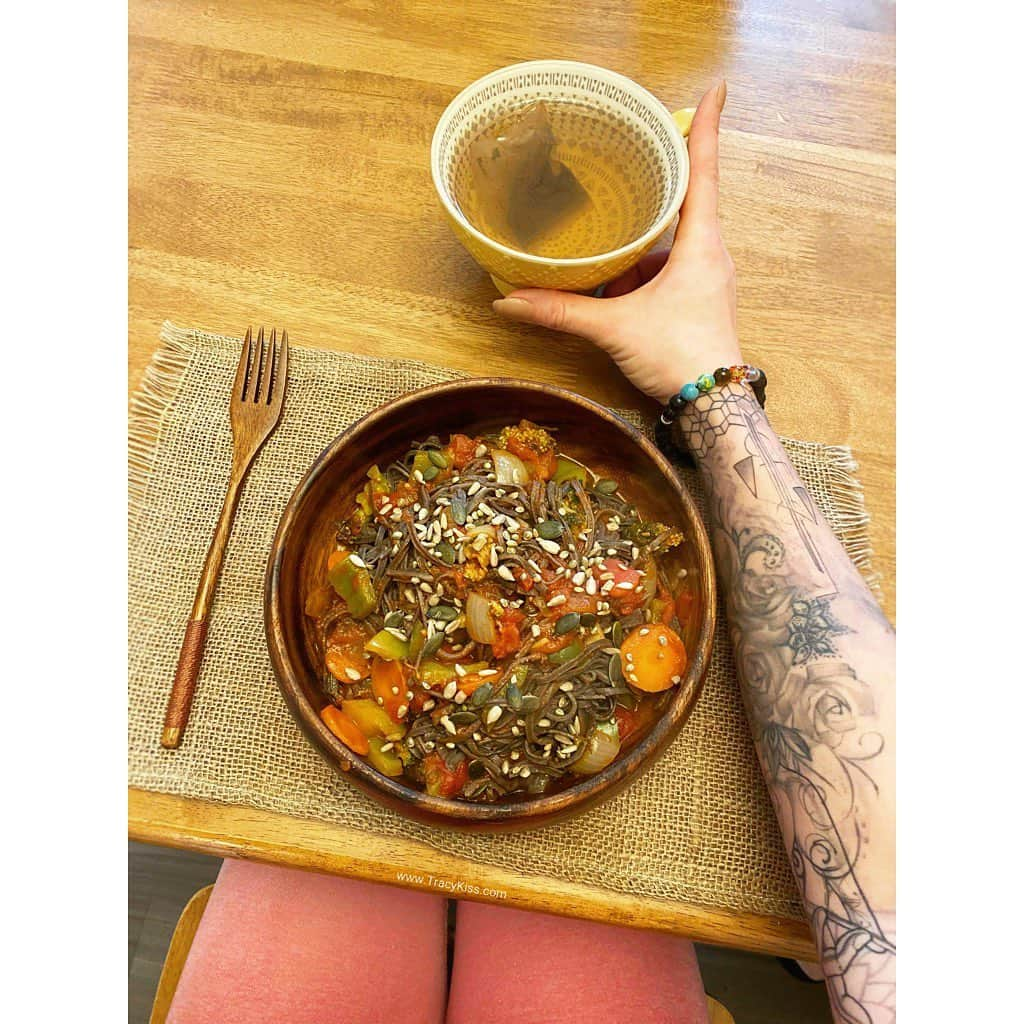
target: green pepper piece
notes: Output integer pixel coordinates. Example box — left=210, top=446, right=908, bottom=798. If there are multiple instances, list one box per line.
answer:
left=367, top=737, right=404, bottom=777
left=552, top=456, right=588, bottom=484
left=342, top=699, right=406, bottom=741
left=364, top=628, right=410, bottom=661
left=327, top=555, right=378, bottom=619
left=419, top=660, right=490, bottom=687
left=547, top=640, right=583, bottom=665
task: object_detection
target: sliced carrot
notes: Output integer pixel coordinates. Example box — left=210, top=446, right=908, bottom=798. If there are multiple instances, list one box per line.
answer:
left=620, top=623, right=687, bottom=693
left=320, top=706, right=369, bottom=754
left=371, top=657, right=410, bottom=723
left=325, top=647, right=370, bottom=683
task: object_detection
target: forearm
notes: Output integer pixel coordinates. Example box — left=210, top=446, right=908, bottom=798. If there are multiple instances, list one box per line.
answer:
left=682, top=382, right=896, bottom=1024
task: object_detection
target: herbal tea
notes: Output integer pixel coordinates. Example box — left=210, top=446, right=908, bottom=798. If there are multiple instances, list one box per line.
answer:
left=452, top=101, right=665, bottom=259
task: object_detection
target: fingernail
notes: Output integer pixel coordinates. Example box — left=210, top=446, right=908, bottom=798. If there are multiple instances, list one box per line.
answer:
left=715, top=79, right=727, bottom=111
left=492, top=297, right=533, bottom=320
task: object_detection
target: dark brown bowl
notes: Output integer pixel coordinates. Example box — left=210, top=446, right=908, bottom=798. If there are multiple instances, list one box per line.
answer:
left=265, top=379, right=716, bottom=830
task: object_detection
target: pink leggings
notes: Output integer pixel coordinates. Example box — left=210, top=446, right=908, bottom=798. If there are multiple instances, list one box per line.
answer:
left=168, top=859, right=709, bottom=1024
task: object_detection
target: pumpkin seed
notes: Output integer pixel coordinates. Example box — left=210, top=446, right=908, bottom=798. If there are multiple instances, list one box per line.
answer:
left=537, top=520, right=563, bottom=540
left=520, top=693, right=541, bottom=711
left=611, top=621, right=624, bottom=646
left=469, top=683, right=493, bottom=706
left=506, top=682, right=523, bottom=709
left=450, top=711, right=477, bottom=727
left=420, top=463, right=440, bottom=481
left=467, top=759, right=488, bottom=779
left=609, top=651, right=623, bottom=682
left=579, top=612, right=597, bottom=628
left=383, top=610, right=405, bottom=629
left=428, top=604, right=458, bottom=622
left=421, top=631, right=444, bottom=658
left=554, top=612, right=581, bottom=635
left=594, top=478, right=618, bottom=494
left=436, top=541, right=456, bottom=565
left=451, top=491, right=467, bottom=525
left=428, top=449, right=448, bottom=469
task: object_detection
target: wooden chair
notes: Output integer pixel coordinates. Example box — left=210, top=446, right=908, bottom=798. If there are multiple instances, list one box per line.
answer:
left=150, top=886, right=735, bottom=1024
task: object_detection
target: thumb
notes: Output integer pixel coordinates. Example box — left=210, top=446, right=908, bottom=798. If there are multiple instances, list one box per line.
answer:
left=492, top=289, right=613, bottom=341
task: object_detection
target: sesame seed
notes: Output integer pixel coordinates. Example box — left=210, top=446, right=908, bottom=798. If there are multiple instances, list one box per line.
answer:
left=473, top=732, right=482, bottom=741
left=511, top=726, right=521, bottom=736
left=390, top=509, right=402, bottom=521
left=546, top=594, right=567, bottom=608
left=390, top=685, right=399, bottom=696
left=454, top=663, right=467, bottom=677
left=385, top=626, right=407, bottom=640
left=502, top=760, right=510, bottom=774
left=380, top=742, right=393, bottom=752
left=468, top=482, right=482, bottom=495
left=670, top=675, right=681, bottom=684
left=607, top=548, right=617, bottom=556
left=558, top=549, right=568, bottom=559
left=617, top=581, right=635, bottom=590
left=423, top=699, right=436, bottom=710
left=640, top=628, right=650, bottom=636
left=658, top=634, right=668, bottom=646
left=344, top=667, right=361, bottom=681
left=632, top=546, right=640, bottom=559
left=396, top=704, right=408, bottom=718
left=348, top=553, right=367, bottom=568
left=538, top=718, right=551, bottom=727
left=531, top=624, right=541, bottom=638
left=475, top=444, right=488, bottom=458
left=559, top=682, right=574, bottom=692
left=510, top=751, right=520, bottom=760
left=445, top=742, right=455, bottom=749
left=379, top=503, right=393, bottom=516
left=376, top=696, right=384, bottom=705
left=413, top=470, right=425, bottom=484
left=479, top=669, right=499, bottom=677
left=560, top=744, right=578, bottom=755
left=405, top=690, right=414, bottom=700
left=520, top=766, right=531, bottom=778
left=490, top=547, right=499, bottom=567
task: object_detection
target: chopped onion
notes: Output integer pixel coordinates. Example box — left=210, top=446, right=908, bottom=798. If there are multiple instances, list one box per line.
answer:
left=465, top=590, right=497, bottom=644
left=574, top=721, right=621, bottom=775
left=491, top=448, right=529, bottom=485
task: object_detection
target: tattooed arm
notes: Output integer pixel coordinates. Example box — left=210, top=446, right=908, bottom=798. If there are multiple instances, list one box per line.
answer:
left=683, top=383, right=896, bottom=1024
left=495, top=83, right=896, bottom=1022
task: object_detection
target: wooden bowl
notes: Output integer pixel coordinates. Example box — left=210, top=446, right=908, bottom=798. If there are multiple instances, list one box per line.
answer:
left=265, top=379, right=716, bottom=830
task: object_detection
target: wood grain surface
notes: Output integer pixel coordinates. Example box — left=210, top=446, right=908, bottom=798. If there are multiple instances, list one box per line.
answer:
left=129, top=0, right=894, bottom=957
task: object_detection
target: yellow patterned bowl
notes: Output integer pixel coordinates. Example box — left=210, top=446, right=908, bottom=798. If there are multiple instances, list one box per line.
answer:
left=431, top=60, right=692, bottom=296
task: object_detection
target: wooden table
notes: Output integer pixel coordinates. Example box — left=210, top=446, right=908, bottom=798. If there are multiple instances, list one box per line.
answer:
left=129, top=0, right=894, bottom=960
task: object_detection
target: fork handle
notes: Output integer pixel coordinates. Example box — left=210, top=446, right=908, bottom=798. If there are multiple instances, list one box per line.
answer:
left=160, top=473, right=246, bottom=750
left=161, top=617, right=209, bottom=748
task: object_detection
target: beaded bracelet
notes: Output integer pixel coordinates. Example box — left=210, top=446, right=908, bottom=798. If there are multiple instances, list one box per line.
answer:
left=654, top=364, right=768, bottom=464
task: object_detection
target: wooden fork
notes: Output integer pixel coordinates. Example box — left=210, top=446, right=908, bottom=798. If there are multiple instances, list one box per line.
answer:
left=161, top=327, right=289, bottom=749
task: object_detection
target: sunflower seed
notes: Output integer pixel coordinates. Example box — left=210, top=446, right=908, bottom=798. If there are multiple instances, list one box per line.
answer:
left=485, top=705, right=502, bottom=725
left=441, top=716, right=457, bottom=734
left=546, top=594, right=567, bottom=608
left=443, top=680, right=458, bottom=700
left=348, top=553, right=367, bottom=568
left=537, top=537, right=561, bottom=555
left=344, top=667, right=361, bottom=681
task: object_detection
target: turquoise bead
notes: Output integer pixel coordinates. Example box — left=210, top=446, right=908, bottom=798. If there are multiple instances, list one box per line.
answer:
left=681, top=382, right=700, bottom=401
left=697, top=373, right=716, bottom=392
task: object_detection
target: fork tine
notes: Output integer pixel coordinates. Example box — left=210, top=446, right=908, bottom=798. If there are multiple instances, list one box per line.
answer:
left=252, top=326, right=267, bottom=402
left=271, top=329, right=289, bottom=411
left=233, top=327, right=253, bottom=400
left=260, top=328, right=278, bottom=404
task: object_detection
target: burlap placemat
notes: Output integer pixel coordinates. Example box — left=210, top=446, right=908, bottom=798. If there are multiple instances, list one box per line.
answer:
left=129, top=322, right=880, bottom=921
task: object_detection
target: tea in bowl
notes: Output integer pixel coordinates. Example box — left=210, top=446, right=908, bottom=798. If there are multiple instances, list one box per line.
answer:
left=431, top=60, right=693, bottom=295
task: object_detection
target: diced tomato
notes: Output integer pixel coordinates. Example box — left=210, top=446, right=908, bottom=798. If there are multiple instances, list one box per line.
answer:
left=388, top=480, right=418, bottom=509
left=491, top=607, right=525, bottom=659
left=543, top=578, right=599, bottom=617
left=513, top=567, right=535, bottom=592
left=422, top=753, right=469, bottom=798
left=614, top=706, right=642, bottom=745
left=447, top=434, right=479, bottom=470
left=675, top=587, right=695, bottom=627
left=326, top=647, right=370, bottom=683
left=599, top=558, right=646, bottom=615
left=655, top=582, right=676, bottom=625
left=505, top=436, right=557, bottom=481
left=371, top=658, right=410, bottom=723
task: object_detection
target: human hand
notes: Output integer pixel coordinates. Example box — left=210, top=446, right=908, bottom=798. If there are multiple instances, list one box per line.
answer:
left=492, top=81, right=740, bottom=403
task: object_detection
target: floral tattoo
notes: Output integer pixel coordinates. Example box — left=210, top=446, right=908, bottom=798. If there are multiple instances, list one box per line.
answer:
left=686, top=389, right=896, bottom=1024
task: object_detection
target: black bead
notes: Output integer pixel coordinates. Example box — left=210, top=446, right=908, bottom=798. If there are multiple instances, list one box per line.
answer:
left=668, top=393, right=686, bottom=413
left=714, top=367, right=730, bottom=384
